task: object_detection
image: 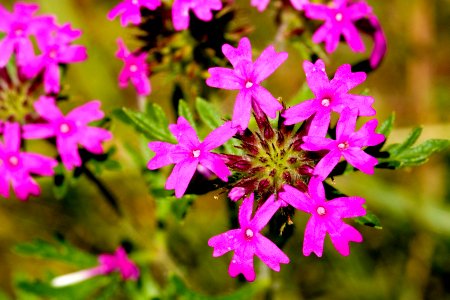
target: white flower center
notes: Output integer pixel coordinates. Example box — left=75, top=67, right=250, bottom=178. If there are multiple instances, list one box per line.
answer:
left=192, top=149, right=201, bottom=158
left=321, top=98, right=330, bottom=107
left=335, top=13, right=343, bottom=22
left=245, top=81, right=253, bottom=89
left=49, top=50, right=57, bottom=59
left=8, top=155, right=19, bottom=166
left=316, top=206, right=326, bottom=216
left=338, top=142, right=349, bottom=150
left=129, top=64, right=138, bottom=72
left=60, top=123, right=71, bottom=134
left=245, top=228, right=254, bottom=238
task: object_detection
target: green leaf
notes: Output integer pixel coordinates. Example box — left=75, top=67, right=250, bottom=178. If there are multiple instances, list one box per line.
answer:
left=156, top=195, right=196, bottom=222
left=355, top=211, right=382, bottom=229
left=178, top=99, right=197, bottom=132
left=195, top=97, right=221, bottom=130
left=113, top=103, right=175, bottom=143
left=377, top=112, right=395, bottom=137
left=387, top=126, right=422, bottom=157
left=394, top=139, right=449, bottom=167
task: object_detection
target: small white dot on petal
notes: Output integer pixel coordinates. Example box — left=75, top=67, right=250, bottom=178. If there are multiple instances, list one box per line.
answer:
left=335, top=13, right=343, bottom=21
left=192, top=150, right=201, bottom=158
left=321, top=98, right=330, bottom=107
left=8, top=156, right=19, bottom=166
left=129, top=64, right=138, bottom=72
left=245, top=228, right=254, bottom=238
left=60, top=123, right=70, bottom=134
left=316, top=206, right=326, bottom=216
left=245, top=81, right=253, bottom=89
left=338, top=142, right=348, bottom=150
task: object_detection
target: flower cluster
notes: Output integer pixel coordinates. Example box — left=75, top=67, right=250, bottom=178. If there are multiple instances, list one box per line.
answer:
left=0, top=3, right=112, bottom=201
left=148, top=37, right=385, bottom=281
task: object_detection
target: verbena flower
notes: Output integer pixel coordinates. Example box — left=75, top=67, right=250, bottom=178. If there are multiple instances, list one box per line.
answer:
left=302, top=107, right=384, bottom=179
left=22, top=96, right=112, bottom=170
left=290, top=0, right=309, bottom=11
left=172, top=0, right=223, bottom=31
left=304, top=0, right=372, bottom=53
left=279, top=178, right=366, bottom=257
left=251, top=0, right=309, bottom=12
left=24, top=23, right=87, bottom=94
left=52, top=247, right=139, bottom=287
left=147, top=117, right=236, bottom=198
left=116, top=38, right=151, bottom=96
left=0, top=2, right=55, bottom=67
left=108, top=0, right=161, bottom=27
left=283, top=59, right=375, bottom=136
left=0, top=122, right=57, bottom=200
left=208, top=194, right=289, bottom=281
left=366, top=14, right=387, bottom=68
left=206, top=37, right=287, bottom=130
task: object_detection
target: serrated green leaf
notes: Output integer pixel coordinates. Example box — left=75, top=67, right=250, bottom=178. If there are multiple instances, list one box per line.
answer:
left=355, top=211, right=382, bottom=229
left=396, top=139, right=449, bottom=167
left=377, top=112, right=395, bottom=137
left=195, top=97, right=221, bottom=130
left=178, top=100, right=197, bottom=132
left=388, top=127, right=422, bottom=156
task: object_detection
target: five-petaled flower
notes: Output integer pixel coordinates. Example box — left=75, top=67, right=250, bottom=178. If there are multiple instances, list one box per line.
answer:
left=108, top=0, right=161, bottom=27
left=22, top=96, right=112, bottom=170
left=172, top=0, right=223, bottom=31
left=147, top=117, right=236, bottom=198
left=206, top=37, right=287, bottom=130
left=208, top=194, right=289, bottom=281
left=0, top=2, right=55, bottom=67
left=283, top=59, right=375, bottom=136
left=116, top=38, right=151, bottom=96
left=52, top=247, right=139, bottom=287
left=304, top=0, right=372, bottom=53
left=279, top=178, right=366, bottom=257
left=0, top=122, right=57, bottom=200
left=302, top=107, right=385, bottom=179
left=24, top=23, right=87, bottom=94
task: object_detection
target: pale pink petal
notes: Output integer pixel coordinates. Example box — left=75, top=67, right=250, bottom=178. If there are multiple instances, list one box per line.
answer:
left=165, top=158, right=198, bottom=198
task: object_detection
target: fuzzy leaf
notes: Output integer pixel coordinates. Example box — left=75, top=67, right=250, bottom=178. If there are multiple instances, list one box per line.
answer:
left=387, top=127, right=422, bottom=156
left=178, top=100, right=197, bottom=132
left=377, top=113, right=395, bottom=137
left=195, top=97, right=221, bottom=130
left=355, top=211, right=382, bottom=229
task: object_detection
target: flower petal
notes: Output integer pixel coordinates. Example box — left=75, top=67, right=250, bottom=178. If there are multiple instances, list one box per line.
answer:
left=77, top=127, right=112, bottom=154
left=313, top=150, right=342, bottom=180
left=342, top=148, right=378, bottom=174
left=228, top=244, right=256, bottom=281
left=222, top=37, right=252, bottom=68
left=251, top=194, right=280, bottom=231
left=251, top=85, right=283, bottom=119
left=279, top=184, right=312, bottom=213
left=206, top=67, right=242, bottom=90
left=255, top=234, right=289, bottom=271
left=66, top=101, right=104, bottom=124
left=336, top=107, right=358, bottom=141
left=147, top=141, right=178, bottom=169
left=239, top=194, right=254, bottom=228
left=34, top=96, right=63, bottom=122
left=301, top=136, right=334, bottom=151
left=169, top=117, right=200, bottom=148
left=350, top=119, right=385, bottom=147
left=282, top=99, right=317, bottom=126
left=199, top=152, right=230, bottom=181
left=231, top=90, right=252, bottom=130
left=253, top=46, right=288, bottom=83
left=208, top=229, right=241, bottom=257
left=303, top=215, right=327, bottom=257
left=57, top=137, right=81, bottom=170
left=329, top=223, right=363, bottom=256
left=202, top=121, right=236, bottom=150
left=3, top=122, right=21, bottom=152
left=327, top=196, right=366, bottom=219
left=21, top=153, right=57, bottom=176
left=165, top=158, right=198, bottom=198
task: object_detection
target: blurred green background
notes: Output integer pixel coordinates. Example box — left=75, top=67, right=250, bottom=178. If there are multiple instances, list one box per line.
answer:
left=0, top=0, right=449, bottom=299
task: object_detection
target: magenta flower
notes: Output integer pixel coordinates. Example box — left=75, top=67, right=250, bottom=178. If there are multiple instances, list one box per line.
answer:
left=290, top=0, right=309, bottom=11
left=24, top=23, right=87, bottom=94
left=116, top=38, right=151, bottom=96
left=367, top=14, right=387, bottom=69
left=108, top=0, right=161, bottom=27
left=172, top=0, right=222, bottom=31
left=250, top=0, right=270, bottom=12
left=52, top=247, right=139, bottom=287
left=206, top=37, right=287, bottom=130
left=282, top=59, right=375, bottom=136
left=148, top=117, right=236, bottom=198
left=22, top=96, right=112, bottom=170
left=208, top=194, right=289, bottom=281
left=304, top=0, right=372, bottom=53
left=279, top=178, right=366, bottom=257
left=301, top=107, right=384, bottom=179
left=0, top=2, right=55, bottom=67
left=0, top=122, right=57, bottom=201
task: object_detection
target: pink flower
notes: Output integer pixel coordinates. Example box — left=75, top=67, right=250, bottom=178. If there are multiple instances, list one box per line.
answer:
left=250, top=0, right=270, bottom=12
left=0, top=122, right=57, bottom=200
left=24, top=23, right=87, bottom=94
left=22, top=96, right=112, bottom=170
left=116, top=38, right=151, bottom=96
left=304, top=0, right=372, bottom=53
left=0, top=2, right=55, bottom=67
left=208, top=194, right=289, bottom=281
left=206, top=37, right=287, bottom=130
left=52, top=247, right=139, bottom=287
left=290, top=0, right=309, bottom=11
left=108, top=0, right=161, bottom=27
left=301, top=107, right=384, bottom=179
left=279, top=178, right=366, bottom=257
left=228, top=187, right=246, bottom=201
left=148, top=117, right=236, bottom=198
left=367, top=14, right=387, bottom=69
left=172, top=0, right=222, bottom=31
left=282, top=59, right=375, bottom=136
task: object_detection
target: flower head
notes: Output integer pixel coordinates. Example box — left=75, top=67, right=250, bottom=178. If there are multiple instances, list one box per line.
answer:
left=22, top=96, right=112, bottom=170
left=116, top=38, right=151, bottom=96
left=304, top=0, right=372, bottom=53
left=52, top=247, right=139, bottom=287
left=23, top=23, right=87, bottom=94
left=0, top=2, right=55, bottom=67
left=0, top=122, right=57, bottom=200
left=282, top=59, right=375, bottom=136
left=108, top=0, right=161, bottom=27
left=208, top=194, right=289, bottom=281
left=148, top=117, right=236, bottom=198
left=206, top=37, right=287, bottom=130
left=172, top=0, right=223, bottom=31
left=279, top=178, right=366, bottom=256
left=301, top=107, right=385, bottom=179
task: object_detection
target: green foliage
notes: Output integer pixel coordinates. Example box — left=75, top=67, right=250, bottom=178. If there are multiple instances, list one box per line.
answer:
left=355, top=211, right=383, bottom=229
left=13, top=238, right=96, bottom=268
left=114, top=103, right=176, bottom=143
left=156, top=195, right=196, bottom=222
left=378, top=126, right=449, bottom=169
left=377, top=113, right=395, bottom=137
left=178, top=100, right=197, bottom=133
left=195, top=97, right=222, bottom=130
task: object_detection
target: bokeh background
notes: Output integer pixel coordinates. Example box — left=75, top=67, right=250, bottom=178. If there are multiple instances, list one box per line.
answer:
left=0, top=0, right=449, bottom=299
